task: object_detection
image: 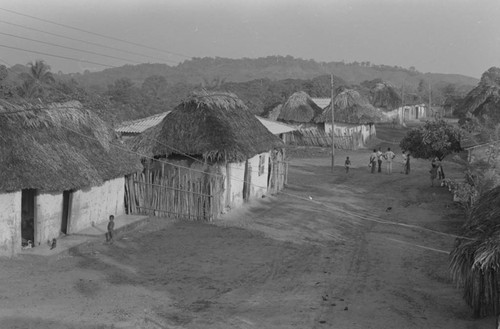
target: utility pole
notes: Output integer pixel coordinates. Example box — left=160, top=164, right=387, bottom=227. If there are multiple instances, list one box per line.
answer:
left=401, top=80, right=405, bottom=124
left=331, top=73, right=335, bottom=172
left=428, top=81, right=432, bottom=119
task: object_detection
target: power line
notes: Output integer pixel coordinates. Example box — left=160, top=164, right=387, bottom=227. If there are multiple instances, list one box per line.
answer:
left=0, top=31, right=143, bottom=64
left=0, top=7, right=192, bottom=59
left=0, top=44, right=118, bottom=68
left=0, top=19, right=178, bottom=64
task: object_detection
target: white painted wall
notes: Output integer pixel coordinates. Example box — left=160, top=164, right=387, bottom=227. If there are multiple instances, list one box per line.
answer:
left=248, top=152, right=269, bottom=199
left=36, top=192, right=63, bottom=245
left=69, top=177, right=125, bottom=233
left=0, top=192, right=21, bottom=257
left=222, top=161, right=246, bottom=211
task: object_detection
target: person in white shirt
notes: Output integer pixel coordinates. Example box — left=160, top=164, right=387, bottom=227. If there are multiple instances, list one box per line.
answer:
left=384, top=147, right=396, bottom=174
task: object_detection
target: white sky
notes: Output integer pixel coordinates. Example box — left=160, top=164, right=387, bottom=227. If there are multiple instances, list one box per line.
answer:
left=0, top=0, right=498, bottom=78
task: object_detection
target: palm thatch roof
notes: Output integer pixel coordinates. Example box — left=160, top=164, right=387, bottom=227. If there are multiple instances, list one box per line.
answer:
left=314, top=88, right=383, bottom=124
left=277, top=91, right=324, bottom=123
left=0, top=100, right=141, bottom=193
left=457, top=67, right=500, bottom=123
left=360, top=79, right=401, bottom=111
left=127, top=91, right=284, bottom=163
left=450, top=186, right=500, bottom=317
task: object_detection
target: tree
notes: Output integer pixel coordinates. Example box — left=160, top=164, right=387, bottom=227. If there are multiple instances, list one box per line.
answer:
left=142, top=75, right=167, bottom=99
left=107, top=78, right=135, bottom=103
left=399, top=120, right=462, bottom=160
left=27, top=60, right=55, bottom=84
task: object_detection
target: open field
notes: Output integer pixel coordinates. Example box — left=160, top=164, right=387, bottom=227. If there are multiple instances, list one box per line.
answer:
left=0, top=129, right=494, bottom=329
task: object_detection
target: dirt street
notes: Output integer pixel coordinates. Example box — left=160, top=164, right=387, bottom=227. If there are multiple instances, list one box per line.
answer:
left=0, top=141, right=495, bottom=328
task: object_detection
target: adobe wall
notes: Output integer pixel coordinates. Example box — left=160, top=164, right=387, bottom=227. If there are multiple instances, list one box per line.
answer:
left=36, top=192, right=63, bottom=246
left=0, top=191, right=21, bottom=257
left=248, top=152, right=269, bottom=199
left=69, top=177, right=125, bottom=233
left=222, top=161, right=246, bottom=211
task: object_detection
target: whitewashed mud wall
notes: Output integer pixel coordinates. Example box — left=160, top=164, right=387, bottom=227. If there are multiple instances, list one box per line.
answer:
left=0, top=192, right=21, bottom=257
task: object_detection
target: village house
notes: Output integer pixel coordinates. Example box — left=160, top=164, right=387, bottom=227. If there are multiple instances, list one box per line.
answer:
left=0, top=100, right=141, bottom=257
left=461, top=132, right=500, bottom=165
left=125, top=91, right=286, bottom=220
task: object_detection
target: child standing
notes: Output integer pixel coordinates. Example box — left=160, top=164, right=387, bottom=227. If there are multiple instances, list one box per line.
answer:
left=106, top=215, right=115, bottom=244
left=345, top=156, right=351, bottom=174
left=430, top=163, right=438, bottom=187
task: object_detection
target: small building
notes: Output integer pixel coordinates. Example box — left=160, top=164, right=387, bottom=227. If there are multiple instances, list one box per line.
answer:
left=0, top=100, right=141, bottom=257
left=125, top=92, right=286, bottom=220
left=461, top=133, right=500, bottom=165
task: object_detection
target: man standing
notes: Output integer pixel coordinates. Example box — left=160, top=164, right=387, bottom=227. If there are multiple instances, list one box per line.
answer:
left=376, top=147, right=383, bottom=173
left=369, top=149, right=377, bottom=173
left=385, top=147, right=395, bottom=174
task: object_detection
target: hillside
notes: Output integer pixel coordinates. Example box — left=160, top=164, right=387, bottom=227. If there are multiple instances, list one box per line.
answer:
left=67, top=56, right=478, bottom=92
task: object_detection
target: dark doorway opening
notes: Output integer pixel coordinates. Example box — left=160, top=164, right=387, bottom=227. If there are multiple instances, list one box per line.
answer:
left=21, top=189, right=36, bottom=246
left=61, top=190, right=73, bottom=234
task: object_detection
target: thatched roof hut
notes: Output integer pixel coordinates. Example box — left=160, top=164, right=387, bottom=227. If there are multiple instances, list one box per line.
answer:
left=314, top=88, right=383, bottom=124
left=0, top=100, right=141, bottom=193
left=456, top=67, right=500, bottom=123
left=359, top=79, right=401, bottom=111
left=128, top=91, right=284, bottom=163
left=450, top=186, right=500, bottom=317
left=277, top=91, right=324, bottom=123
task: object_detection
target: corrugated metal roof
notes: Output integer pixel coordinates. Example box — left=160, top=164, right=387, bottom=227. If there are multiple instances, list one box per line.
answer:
left=256, top=116, right=298, bottom=135
left=115, top=112, right=170, bottom=134
left=311, top=98, right=331, bottom=109
left=116, top=111, right=298, bottom=136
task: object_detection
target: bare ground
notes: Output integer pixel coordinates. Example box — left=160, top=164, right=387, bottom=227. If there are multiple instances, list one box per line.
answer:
left=0, top=142, right=494, bottom=328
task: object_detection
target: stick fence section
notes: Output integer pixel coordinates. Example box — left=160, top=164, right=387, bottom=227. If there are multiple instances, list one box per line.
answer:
left=125, top=159, right=224, bottom=221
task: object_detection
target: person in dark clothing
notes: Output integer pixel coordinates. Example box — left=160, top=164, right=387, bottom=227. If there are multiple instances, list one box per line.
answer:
left=105, top=215, right=115, bottom=244
left=405, top=153, right=411, bottom=175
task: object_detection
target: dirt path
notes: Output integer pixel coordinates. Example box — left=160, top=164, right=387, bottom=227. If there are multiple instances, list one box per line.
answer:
left=0, top=146, right=495, bottom=328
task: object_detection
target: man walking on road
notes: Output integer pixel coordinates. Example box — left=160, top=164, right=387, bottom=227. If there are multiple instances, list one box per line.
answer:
left=385, top=147, right=395, bottom=174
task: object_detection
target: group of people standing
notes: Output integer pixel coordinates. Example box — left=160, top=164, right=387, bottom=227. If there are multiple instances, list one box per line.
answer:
left=367, top=147, right=410, bottom=175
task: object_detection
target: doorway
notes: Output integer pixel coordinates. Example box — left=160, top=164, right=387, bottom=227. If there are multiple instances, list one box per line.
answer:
left=61, top=190, right=73, bottom=234
left=21, top=189, right=36, bottom=246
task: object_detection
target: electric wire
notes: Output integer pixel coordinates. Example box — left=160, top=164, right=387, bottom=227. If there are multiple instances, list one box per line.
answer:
left=0, top=31, right=143, bottom=64
left=0, top=7, right=192, bottom=59
left=0, top=44, right=118, bottom=68
left=0, top=19, right=175, bottom=64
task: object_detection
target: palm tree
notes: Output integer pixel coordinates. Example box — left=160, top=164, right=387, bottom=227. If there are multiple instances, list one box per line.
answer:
left=27, top=60, right=55, bottom=84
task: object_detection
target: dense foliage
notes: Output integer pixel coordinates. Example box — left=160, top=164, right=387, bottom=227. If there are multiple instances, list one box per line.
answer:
left=399, top=120, right=462, bottom=160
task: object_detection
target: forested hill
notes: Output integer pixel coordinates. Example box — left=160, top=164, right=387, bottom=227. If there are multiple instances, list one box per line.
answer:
left=67, top=56, right=478, bottom=91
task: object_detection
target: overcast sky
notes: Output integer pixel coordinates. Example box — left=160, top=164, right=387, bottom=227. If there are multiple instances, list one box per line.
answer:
left=0, top=0, right=498, bottom=78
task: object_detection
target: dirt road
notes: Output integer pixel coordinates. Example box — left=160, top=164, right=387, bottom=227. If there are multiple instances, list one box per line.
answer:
left=0, top=145, right=494, bottom=328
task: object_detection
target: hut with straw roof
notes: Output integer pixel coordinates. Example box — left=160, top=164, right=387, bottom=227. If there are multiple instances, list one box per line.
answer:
left=276, top=91, right=324, bottom=124
left=450, top=186, right=500, bottom=319
left=126, top=91, right=285, bottom=220
left=0, top=100, right=142, bottom=257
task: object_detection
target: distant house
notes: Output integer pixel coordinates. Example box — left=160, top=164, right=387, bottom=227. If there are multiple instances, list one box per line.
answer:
left=461, top=133, right=500, bottom=164
left=125, top=92, right=286, bottom=219
left=0, top=100, right=141, bottom=257
left=385, top=104, right=428, bottom=124
left=311, top=96, right=377, bottom=149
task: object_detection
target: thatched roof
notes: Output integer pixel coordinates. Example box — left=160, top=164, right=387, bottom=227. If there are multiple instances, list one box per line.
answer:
left=0, top=100, right=141, bottom=193
left=314, top=88, right=383, bottom=124
left=457, top=67, right=500, bottom=123
left=450, top=186, right=500, bottom=318
left=127, top=91, right=284, bottom=163
left=359, top=79, right=401, bottom=111
left=277, top=91, right=324, bottom=123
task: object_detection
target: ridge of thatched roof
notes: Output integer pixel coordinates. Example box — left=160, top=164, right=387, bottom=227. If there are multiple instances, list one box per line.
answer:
left=450, top=186, right=500, bottom=318
left=278, top=91, right=324, bottom=123
left=0, top=100, right=141, bottom=193
left=127, top=91, right=284, bottom=163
